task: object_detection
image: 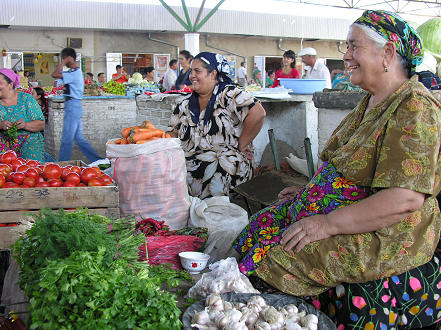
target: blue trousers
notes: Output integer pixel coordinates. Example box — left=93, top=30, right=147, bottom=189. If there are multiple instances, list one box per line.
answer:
left=58, top=99, right=101, bottom=162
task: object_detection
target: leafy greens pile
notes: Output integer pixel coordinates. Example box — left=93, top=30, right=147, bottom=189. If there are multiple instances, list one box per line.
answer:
left=13, top=208, right=186, bottom=329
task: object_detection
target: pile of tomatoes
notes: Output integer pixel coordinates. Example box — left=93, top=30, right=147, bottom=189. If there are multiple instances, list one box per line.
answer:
left=0, top=151, right=114, bottom=188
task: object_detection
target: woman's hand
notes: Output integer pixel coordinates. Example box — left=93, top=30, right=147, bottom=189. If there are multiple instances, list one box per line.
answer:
left=15, top=118, right=26, bottom=130
left=278, top=186, right=301, bottom=203
left=0, top=120, right=14, bottom=131
left=281, top=214, right=332, bottom=252
left=239, top=143, right=254, bottom=160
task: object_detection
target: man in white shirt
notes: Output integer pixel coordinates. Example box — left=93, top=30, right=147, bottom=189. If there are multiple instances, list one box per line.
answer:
left=298, top=47, right=332, bottom=89
left=162, top=59, right=178, bottom=91
left=237, top=61, right=247, bottom=87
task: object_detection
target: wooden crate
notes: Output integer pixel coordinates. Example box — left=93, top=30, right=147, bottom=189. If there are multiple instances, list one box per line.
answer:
left=0, top=160, right=120, bottom=250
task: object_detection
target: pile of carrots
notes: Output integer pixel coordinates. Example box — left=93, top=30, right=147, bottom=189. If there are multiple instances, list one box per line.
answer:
left=113, top=121, right=171, bottom=144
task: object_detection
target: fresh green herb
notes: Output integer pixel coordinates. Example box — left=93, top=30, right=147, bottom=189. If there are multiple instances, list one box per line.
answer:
left=29, top=248, right=182, bottom=330
left=6, top=123, right=18, bottom=142
left=98, top=163, right=111, bottom=171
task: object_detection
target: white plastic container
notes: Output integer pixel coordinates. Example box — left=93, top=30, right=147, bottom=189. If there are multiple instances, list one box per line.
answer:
left=179, top=251, right=210, bottom=274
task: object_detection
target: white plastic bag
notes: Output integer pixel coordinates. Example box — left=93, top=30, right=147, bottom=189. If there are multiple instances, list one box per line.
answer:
left=187, top=257, right=259, bottom=299
left=106, top=138, right=190, bottom=229
left=188, top=196, right=248, bottom=262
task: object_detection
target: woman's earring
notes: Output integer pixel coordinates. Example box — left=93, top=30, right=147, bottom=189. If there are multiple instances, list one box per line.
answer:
left=384, top=66, right=389, bottom=72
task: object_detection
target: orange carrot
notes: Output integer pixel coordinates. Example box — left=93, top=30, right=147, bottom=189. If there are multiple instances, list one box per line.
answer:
left=120, top=137, right=128, bottom=144
left=142, top=120, right=156, bottom=129
left=114, top=138, right=122, bottom=144
left=132, top=129, right=164, bottom=142
left=136, top=137, right=161, bottom=144
left=165, top=133, right=171, bottom=138
left=121, top=127, right=134, bottom=138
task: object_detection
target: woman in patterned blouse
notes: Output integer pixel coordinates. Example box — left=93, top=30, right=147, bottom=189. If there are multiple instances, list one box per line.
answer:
left=168, top=52, right=266, bottom=199
left=233, top=10, right=441, bottom=329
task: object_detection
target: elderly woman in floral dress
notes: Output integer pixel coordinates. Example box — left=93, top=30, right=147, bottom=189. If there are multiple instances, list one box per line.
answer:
left=168, top=52, right=266, bottom=199
left=234, top=10, right=441, bottom=329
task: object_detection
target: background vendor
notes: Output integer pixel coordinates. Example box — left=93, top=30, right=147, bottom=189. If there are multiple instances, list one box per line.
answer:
left=168, top=52, right=266, bottom=199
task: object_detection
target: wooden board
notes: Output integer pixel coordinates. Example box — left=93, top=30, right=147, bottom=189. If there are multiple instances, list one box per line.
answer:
left=0, top=186, right=119, bottom=211
left=0, top=207, right=120, bottom=250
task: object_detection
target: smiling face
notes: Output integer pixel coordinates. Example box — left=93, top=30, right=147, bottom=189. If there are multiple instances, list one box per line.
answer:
left=190, top=59, right=217, bottom=94
left=282, top=56, right=294, bottom=68
left=344, top=25, right=385, bottom=92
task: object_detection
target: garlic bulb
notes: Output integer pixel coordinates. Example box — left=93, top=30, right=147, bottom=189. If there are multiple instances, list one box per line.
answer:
left=207, top=308, right=222, bottom=321
left=300, top=314, right=319, bottom=330
left=224, top=320, right=248, bottom=330
left=224, top=308, right=242, bottom=323
left=223, top=301, right=234, bottom=311
left=206, top=294, right=222, bottom=307
left=285, top=319, right=303, bottom=330
left=283, top=304, right=299, bottom=315
left=215, top=312, right=230, bottom=328
left=192, top=310, right=211, bottom=325
left=248, top=295, right=267, bottom=308
left=262, top=306, right=284, bottom=325
left=247, top=303, right=263, bottom=314
left=255, top=320, right=272, bottom=330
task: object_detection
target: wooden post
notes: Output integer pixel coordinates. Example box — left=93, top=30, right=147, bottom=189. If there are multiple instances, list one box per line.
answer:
left=304, top=137, right=315, bottom=180
left=268, top=129, right=280, bottom=171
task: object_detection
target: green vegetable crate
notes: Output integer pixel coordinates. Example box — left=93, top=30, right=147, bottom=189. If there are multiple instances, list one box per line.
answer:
left=0, top=161, right=120, bottom=250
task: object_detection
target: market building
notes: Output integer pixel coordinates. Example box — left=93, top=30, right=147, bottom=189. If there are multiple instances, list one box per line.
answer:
left=0, top=0, right=356, bottom=85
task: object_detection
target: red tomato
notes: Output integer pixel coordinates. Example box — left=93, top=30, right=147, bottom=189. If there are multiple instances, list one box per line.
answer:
left=36, top=165, right=44, bottom=174
left=17, top=164, right=30, bottom=173
left=12, top=172, right=25, bottom=185
left=43, top=164, right=62, bottom=180
left=80, top=168, right=98, bottom=184
left=48, top=179, right=63, bottom=187
left=60, top=167, right=72, bottom=180
left=35, top=176, right=46, bottom=184
left=0, top=151, right=17, bottom=164
left=0, top=164, right=12, bottom=177
left=35, top=181, right=50, bottom=187
left=70, top=166, right=81, bottom=174
left=63, top=181, right=78, bottom=187
left=16, top=157, right=24, bottom=163
left=65, top=172, right=81, bottom=185
left=6, top=172, right=14, bottom=182
left=0, top=174, right=5, bottom=188
left=25, top=168, right=39, bottom=180
left=26, top=160, right=40, bottom=167
left=23, top=177, right=36, bottom=187
left=100, top=174, right=113, bottom=185
left=87, top=178, right=104, bottom=186
left=9, top=159, right=23, bottom=172
left=3, top=182, right=19, bottom=188
left=78, top=182, right=87, bottom=187
left=91, top=166, right=102, bottom=176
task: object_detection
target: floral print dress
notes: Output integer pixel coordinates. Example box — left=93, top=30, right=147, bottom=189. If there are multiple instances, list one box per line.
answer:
left=169, top=85, right=258, bottom=199
left=0, top=92, right=45, bottom=162
left=233, top=76, right=441, bottom=328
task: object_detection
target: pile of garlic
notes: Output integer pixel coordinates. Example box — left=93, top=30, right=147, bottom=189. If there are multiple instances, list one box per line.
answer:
left=191, top=294, right=319, bottom=330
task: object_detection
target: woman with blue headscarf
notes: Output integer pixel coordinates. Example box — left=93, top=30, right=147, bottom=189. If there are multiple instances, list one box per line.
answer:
left=233, top=10, right=441, bottom=328
left=168, top=52, right=266, bottom=199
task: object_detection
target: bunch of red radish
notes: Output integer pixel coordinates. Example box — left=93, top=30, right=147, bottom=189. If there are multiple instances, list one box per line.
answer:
left=0, top=151, right=114, bottom=188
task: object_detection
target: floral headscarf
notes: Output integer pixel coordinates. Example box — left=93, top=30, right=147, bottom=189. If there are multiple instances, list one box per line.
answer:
left=354, top=10, right=424, bottom=73
left=188, top=52, right=233, bottom=125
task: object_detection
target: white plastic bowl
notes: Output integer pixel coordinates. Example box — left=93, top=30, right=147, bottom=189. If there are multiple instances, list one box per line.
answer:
left=179, top=251, right=210, bottom=275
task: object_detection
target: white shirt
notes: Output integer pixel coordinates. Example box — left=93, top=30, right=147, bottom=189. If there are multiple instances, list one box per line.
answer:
left=237, top=66, right=247, bottom=79
left=163, top=68, right=177, bottom=91
left=303, top=60, right=332, bottom=88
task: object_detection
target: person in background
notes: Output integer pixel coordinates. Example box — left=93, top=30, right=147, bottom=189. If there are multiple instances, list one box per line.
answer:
left=265, top=70, right=275, bottom=88
left=272, top=50, right=300, bottom=87
left=51, top=47, right=101, bottom=162
left=299, top=47, right=332, bottom=88
left=112, top=65, right=128, bottom=84
left=168, top=52, right=266, bottom=199
left=175, top=50, right=193, bottom=90
left=234, top=10, right=441, bottom=328
left=330, top=68, right=345, bottom=88
left=251, top=69, right=263, bottom=87
left=144, top=67, right=160, bottom=93
left=84, top=72, right=95, bottom=85
left=0, top=69, right=45, bottom=161
left=163, top=59, right=178, bottom=91
left=32, top=87, right=48, bottom=123
left=97, top=72, right=106, bottom=86
left=416, top=52, right=441, bottom=90
left=237, top=61, right=247, bottom=87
